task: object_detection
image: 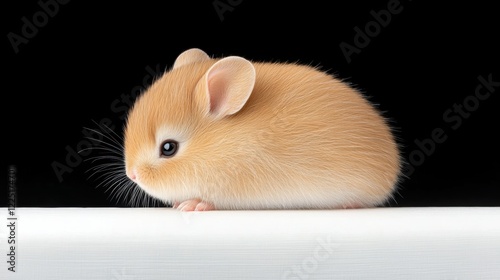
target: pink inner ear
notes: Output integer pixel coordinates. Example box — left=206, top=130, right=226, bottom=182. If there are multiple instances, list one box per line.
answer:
left=207, top=71, right=228, bottom=114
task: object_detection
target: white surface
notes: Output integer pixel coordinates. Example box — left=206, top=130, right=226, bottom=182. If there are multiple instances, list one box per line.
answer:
left=1, top=207, right=500, bottom=279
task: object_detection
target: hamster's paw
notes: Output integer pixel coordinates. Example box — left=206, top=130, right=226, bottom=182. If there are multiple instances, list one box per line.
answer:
left=173, top=199, right=215, bottom=211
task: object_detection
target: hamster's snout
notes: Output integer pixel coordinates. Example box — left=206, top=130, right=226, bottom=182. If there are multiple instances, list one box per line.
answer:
left=126, top=169, right=137, bottom=181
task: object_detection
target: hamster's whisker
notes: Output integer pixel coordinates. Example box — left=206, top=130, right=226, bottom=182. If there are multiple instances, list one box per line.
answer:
left=92, top=121, right=125, bottom=143
left=83, top=122, right=138, bottom=207
left=133, top=187, right=143, bottom=207
left=84, top=125, right=124, bottom=149
left=86, top=163, right=124, bottom=173
left=129, top=185, right=140, bottom=207
left=140, top=186, right=156, bottom=207
left=135, top=187, right=145, bottom=207
left=112, top=178, right=132, bottom=200
left=83, top=135, right=123, bottom=150
left=86, top=165, right=124, bottom=181
left=143, top=192, right=151, bottom=207
left=107, top=178, right=131, bottom=204
left=105, top=179, right=129, bottom=201
left=81, top=137, right=123, bottom=156
left=146, top=191, right=159, bottom=208
left=95, top=172, right=124, bottom=191
left=97, top=168, right=126, bottom=187
left=77, top=147, right=95, bottom=154
left=141, top=188, right=157, bottom=208
left=80, top=146, right=123, bottom=157
left=85, top=155, right=124, bottom=164
left=85, top=160, right=123, bottom=171
left=117, top=181, right=136, bottom=205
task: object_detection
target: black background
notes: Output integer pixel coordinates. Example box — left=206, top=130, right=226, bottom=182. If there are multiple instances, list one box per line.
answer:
left=2, top=0, right=499, bottom=207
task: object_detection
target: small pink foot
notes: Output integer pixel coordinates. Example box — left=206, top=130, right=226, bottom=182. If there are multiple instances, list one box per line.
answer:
left=173, top=199, right=215, bottom=211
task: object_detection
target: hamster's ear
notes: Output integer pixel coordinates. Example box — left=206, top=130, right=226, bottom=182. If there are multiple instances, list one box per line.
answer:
left=195, top=56, right=256, bottom=119
left=173, top=48, right=210, bottom=69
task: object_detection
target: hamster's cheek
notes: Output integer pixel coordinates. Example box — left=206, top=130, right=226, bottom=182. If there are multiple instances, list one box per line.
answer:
left=130, top=170, right=177, bottom=202
left=133, top=179, right=165, bottom=201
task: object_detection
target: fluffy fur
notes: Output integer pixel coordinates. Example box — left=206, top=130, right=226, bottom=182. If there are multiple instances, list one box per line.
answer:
left=124, top=48, right=401, bottom=210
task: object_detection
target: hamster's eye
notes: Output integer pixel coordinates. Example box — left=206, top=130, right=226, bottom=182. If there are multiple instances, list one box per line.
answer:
left=160, top=140, right=178, bottom=158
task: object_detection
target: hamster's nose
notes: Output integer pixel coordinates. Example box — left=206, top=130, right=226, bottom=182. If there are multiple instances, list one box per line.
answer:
left=126, top=169, right=137, bottom=181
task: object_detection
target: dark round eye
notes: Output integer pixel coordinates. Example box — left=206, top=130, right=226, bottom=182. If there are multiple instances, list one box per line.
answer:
left=160, top=140, right=178, bottom=157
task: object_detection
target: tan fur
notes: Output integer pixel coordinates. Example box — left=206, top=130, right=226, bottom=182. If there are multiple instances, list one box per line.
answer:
left=124, top=49, right=401, bottom=210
